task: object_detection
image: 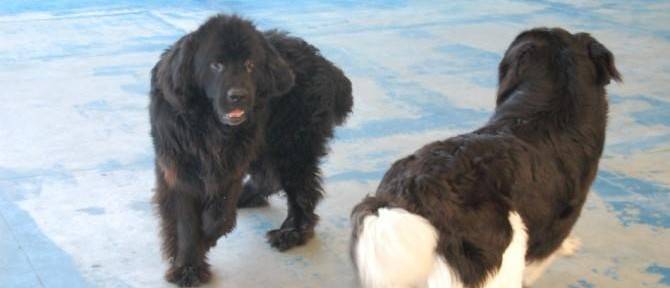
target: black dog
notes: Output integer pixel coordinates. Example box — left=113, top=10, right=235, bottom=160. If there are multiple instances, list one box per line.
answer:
left=350, top=28, right=620, bottom=288
left=150, top=14, right=352, bottom=286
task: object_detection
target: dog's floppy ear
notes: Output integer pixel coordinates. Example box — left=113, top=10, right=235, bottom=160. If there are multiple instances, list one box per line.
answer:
left=587, top=38, right=621, bottom=85
left=156, top=34, right=195, bottom=110
left=258, top=35, right=295, bottom=97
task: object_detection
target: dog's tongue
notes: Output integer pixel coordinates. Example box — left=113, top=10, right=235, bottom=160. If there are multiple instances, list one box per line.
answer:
left=227, top=109, right=245, bottom=118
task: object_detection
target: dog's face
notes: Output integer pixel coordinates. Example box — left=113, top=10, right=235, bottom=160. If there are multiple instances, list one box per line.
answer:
left=159, top=15, right=295, bottom=126
left=193, top=22, right=263, bottom=126
left=497, top=27, right=621, bottom=105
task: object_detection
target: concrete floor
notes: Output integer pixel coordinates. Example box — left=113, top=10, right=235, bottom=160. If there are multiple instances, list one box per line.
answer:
left=1, top=1, right=669, bottom=287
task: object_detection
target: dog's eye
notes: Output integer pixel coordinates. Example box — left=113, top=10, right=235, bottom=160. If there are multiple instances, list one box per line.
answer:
left=245, top=60, right=254, bottom=73
left=210, top=62, right=225, bottom=73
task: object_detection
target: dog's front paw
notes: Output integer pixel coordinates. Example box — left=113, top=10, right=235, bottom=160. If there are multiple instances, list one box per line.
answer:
left=165, top=264, right=211, bottom=287
left=559, top=235, right=582, bottom=256
left=266, top=227, right=314, bottom=251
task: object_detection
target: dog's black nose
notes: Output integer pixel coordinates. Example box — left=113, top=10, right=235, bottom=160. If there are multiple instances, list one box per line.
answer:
left=227, top=88, right=248, bottom=103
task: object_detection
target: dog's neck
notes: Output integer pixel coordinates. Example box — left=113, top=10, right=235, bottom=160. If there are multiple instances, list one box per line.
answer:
left=486, top=79, right=608, bottom=155
left=491, top=78, right=606, bottom=127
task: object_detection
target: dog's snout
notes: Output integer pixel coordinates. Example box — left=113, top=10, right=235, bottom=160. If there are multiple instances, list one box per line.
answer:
left=227, top=88, right=248, bottom=103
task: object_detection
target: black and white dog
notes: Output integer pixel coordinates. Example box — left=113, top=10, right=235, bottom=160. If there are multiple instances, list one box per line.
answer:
left=350, top=28, right=620, bottom=288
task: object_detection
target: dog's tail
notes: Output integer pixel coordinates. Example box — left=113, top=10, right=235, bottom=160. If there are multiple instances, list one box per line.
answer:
left=324, top=64, right=353, bottom=126
left=350, top=196, right=456, bottom=288
left=333, top=75, right=353, bottom=125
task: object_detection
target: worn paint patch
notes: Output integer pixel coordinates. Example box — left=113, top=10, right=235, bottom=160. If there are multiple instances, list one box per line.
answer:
left=647, top=264, right=670, bottom=286
left=1, top=1, right=669, bottom=287
left=0, top=194, right=89, bottom=287
left=594, top=170, right=670, bottom=228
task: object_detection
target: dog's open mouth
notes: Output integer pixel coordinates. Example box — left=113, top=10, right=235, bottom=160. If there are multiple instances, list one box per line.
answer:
left=222, top=108, right=247, bottom=126
left=227, top=109, right=245, bottom=119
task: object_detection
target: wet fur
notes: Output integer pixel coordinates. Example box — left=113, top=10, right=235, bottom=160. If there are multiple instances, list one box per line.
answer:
left=350, top=28, right=620, bottom=287
left=150, top=14, right=352, bottom=286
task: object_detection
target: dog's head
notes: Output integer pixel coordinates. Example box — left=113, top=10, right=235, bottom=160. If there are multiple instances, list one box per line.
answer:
left=157, top=14, right=295, bottom=126
left=496, top=27, right=621, bottom=106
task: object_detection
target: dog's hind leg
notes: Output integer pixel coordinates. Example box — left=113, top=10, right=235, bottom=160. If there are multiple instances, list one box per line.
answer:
left=267, top=149, right=324, bottom=251
left=523, top=235, right=581, bottom=286
left=237, top=157, right=281, bottom=208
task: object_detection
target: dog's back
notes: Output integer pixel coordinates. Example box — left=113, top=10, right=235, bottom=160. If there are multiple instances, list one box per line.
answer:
left=350, top=28, right=620, bottom=288
left=264, top=30, right=353, bottom=126
left=351, top=134, right=529, bottom=288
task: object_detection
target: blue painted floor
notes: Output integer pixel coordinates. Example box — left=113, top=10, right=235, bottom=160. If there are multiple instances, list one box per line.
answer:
left=1, top=1, right=669, bottom=287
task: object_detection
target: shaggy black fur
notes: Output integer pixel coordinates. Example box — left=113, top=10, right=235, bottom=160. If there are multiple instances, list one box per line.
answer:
left=351, top=28, right=620, bottom=287
left=150, top=14, right=352, bottom=286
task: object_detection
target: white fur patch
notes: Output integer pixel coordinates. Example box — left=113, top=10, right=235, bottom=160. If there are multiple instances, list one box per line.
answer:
left=427, top=256, right=464, bottom=288
left=355, top=210, right=528, bottom=288
left=478, top=212, right=528, bottom=288
left=355, top=208, right=441, bottom=288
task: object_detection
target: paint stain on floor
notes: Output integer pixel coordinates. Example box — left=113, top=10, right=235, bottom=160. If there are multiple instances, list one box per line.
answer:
left=1, top=1, right=669, bottom=287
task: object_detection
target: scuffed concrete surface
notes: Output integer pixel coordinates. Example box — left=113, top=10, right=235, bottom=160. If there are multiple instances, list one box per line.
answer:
left=1, top=1, right=669, bottom=287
